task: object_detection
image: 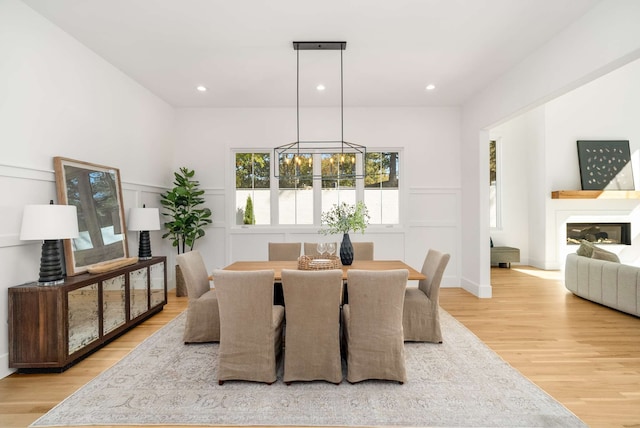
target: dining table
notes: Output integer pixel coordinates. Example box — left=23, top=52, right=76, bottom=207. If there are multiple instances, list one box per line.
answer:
left=221, top=260, right=426, bottom=281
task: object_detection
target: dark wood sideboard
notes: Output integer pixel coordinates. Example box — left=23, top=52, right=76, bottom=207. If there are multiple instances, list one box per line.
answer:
left=9, top=256, right=167, bottom=372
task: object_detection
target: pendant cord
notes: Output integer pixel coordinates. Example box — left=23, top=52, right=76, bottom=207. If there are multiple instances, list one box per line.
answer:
left=341, top=47, right=344, bottom=149
left=296, top=47, right=300, bottom=151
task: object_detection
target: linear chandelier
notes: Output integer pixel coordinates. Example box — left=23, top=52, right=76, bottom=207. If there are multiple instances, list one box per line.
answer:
left=273, top=41, right=366, bottom=180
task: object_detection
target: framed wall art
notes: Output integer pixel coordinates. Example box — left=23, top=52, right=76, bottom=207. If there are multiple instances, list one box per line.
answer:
left=577, top=140, right=634, bottom=190
left=54, top=157, right=129, bottom=275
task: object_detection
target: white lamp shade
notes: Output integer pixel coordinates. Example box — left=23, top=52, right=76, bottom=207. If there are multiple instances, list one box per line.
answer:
left=128, top=207, right=161, bottom=231
left=20, top=204, right=79, bottom=240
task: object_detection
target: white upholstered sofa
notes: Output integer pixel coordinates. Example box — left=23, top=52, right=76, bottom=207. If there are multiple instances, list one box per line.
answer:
left=565, top=253, right=640, bottom=317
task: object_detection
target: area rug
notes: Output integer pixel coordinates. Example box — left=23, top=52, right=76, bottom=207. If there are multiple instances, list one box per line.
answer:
left=32, top=310, right=586, bottom=427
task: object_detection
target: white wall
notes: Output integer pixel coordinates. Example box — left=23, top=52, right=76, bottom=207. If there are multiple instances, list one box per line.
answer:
left=461, top=0, right=640, bottom=296
left=489, top=56, right=640, bottom=270
left=489, top=107, right=546, bottom=266
left=0, top=1, right=174, bottom=378
left=171, top=106, right=462, bottom=285
left=544, top=56, right=640, bottom=268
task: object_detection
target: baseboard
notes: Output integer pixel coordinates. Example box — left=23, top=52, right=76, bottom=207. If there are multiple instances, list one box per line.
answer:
left=0, top=353, right=15, bottom=379
left=460, top=276, right=492, bottom=298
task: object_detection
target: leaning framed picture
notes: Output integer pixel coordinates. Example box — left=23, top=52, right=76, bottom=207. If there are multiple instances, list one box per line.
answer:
left=577, top=140, right=634, bottom=190
left=54, top=157, right=129, bottom=275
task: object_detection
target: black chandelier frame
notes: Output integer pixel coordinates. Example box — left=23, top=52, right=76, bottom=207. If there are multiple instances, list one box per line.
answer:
left=273, top=41, right=366, bottom=180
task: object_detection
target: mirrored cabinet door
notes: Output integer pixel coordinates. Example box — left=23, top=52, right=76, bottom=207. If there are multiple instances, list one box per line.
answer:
left=129, top=267, right=149, bottom=319
left=103, top=274, right=126, bottom=335
left=150, top=262, right=165, bottom=309
left=68, top=283, right=99, bottom=355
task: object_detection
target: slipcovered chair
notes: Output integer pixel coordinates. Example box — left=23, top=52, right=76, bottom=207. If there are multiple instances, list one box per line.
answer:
left=176, top=251, right=220, bottom=343
left=268, top=242, right=301, bottom=305
left=213, top=269, right=284, bottom=385
left=403, top=249, right=450, bottom=343
left=303, top=242, right=338, bottom=257
left=268, top=242, right=302, bottom=261
left=281, top=269, right=343, bottom=384
left=352, top=242, right=374, bottom=260
left=342, top=269, right=408, bottom=384
left=343, top=241, right=374, bottom=304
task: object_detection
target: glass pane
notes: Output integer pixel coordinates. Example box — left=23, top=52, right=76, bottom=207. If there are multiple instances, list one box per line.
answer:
left=321, top=153, right=355, bottom=186
left=150, top=262, right=165, bottom=308
left=490, top=140, right=497, bottom=228
left=364, top=152, right=399, bottom=224
left=129, top=267, right=148, bottom=319
left=68, top=283, right=99, bottom=355
left=321, top=153, right=356, bottom=214
left=235, top=153, right=270, bottom=225
left=102, top=274, right=126, bottom=335
left=278, top=153, right=313, bottom=225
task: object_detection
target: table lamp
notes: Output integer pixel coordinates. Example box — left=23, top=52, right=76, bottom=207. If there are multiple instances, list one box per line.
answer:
left=128, top=206, right=161, bottom=260
left=20, top=202, right=79, bottom=285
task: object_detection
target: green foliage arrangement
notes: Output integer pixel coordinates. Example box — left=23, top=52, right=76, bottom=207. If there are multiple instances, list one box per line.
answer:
left=243, top=195, right=255, bottom=225
left=319, top=201, right=370, bottom=235
left=160, top=167, right=212, bottom=254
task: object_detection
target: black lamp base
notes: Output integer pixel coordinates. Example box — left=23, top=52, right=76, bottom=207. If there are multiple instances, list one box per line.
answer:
left=138, top=230, right=153, bottom=260
left=38, top=239, right=64, bottom=285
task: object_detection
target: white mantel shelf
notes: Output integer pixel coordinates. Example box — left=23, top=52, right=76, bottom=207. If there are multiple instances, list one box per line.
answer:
left=551, top=190, right=640, bottom=199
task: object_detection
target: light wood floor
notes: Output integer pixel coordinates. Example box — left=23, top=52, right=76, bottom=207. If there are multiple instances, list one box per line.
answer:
left=0, top=266, right=638, bottom=428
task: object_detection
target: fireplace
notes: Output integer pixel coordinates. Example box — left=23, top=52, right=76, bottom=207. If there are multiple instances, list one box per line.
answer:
left=566, top=222, right=631, bottom=245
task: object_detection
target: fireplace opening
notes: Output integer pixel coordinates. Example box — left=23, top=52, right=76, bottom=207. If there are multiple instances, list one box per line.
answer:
left=567, top=222, right=631, bottom=245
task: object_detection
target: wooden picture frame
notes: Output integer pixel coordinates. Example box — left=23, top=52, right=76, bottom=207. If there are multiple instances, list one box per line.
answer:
left=54, top=157, right=129, bottom=275
left=577, top=140, right=634, bottom=190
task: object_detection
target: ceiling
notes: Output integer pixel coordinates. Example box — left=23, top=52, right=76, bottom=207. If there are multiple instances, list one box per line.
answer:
left=22, top=0, right=600, bottom=108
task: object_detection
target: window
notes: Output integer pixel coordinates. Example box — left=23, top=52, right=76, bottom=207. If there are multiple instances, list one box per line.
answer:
left=235, top=153, right=270, bottom=225
left=321, top=153, right=356, bottom=216
left=278, top=153, right=313, bottom=225
left=365, top=152, right=399, bottom=224
left=489, top=140, right=500, bottom=228
left=234, top=150, right=400, bottom=226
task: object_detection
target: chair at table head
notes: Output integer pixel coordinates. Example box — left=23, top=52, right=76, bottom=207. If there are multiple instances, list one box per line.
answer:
left=268, top=242, right=302, bottom=261
left=303, top=242, right=338, bottom=257
left=352, top=242, right=374, bottom=260
left=402, top=249, right=450, bottom=343
left=176, top=250, right=219, bottom=343
left=212, top=269, right=284, bottom=385
left=281, top=269, right=343, bottom=384
left=342, top=268, right=408, bottom=384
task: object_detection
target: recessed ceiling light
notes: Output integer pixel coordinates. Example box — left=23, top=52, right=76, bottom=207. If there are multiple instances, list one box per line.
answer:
left=316, top=84, right=326, bottom=91
left=196, top=85, right=207, bottom=92
left=425, top=84, right=436, bottom=91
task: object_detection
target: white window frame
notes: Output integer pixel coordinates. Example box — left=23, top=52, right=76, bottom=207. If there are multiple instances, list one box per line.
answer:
left=490, top=139, right=502, bottom=230
left=231, top=148, right=403, bottom=228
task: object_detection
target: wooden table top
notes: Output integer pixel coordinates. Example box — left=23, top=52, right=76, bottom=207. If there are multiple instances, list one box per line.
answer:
left=222, top=260, right=426, bottom=281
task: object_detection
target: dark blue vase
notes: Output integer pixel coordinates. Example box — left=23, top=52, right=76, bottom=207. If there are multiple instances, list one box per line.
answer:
left=340, top=233, right=354, bottom=265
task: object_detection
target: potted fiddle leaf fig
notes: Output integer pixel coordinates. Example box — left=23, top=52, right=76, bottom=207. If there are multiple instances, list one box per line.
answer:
left=160, top=167, right=212, bottom=295
left=319, top=201, right=369, bottom=265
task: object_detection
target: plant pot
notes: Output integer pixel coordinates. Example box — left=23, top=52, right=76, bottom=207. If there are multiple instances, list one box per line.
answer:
left=175, top=264, right=187, bottom=297
left=340, top=233, right=354, bottom=265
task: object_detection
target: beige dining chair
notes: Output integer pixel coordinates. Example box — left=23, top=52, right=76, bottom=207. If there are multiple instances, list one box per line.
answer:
left=268, top=242, right=301, bottom=306
left=281, top=269, right=343, bottom=384
left=268, top=242, right=302, bottom=261
left=402, top=249, right=450, bottom=343
left=213, top=269, right=284, bottom=385
left=303, top=242, right=338, bottom=257
left=176, top=251, right=220, bottom=343
left=352, top=242, right=374, bottom=260
left=342, top=269, right=408, bottom=384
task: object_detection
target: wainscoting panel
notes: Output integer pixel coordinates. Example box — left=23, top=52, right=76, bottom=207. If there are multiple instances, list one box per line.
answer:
left=408, top=188, right=459, bottom=226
